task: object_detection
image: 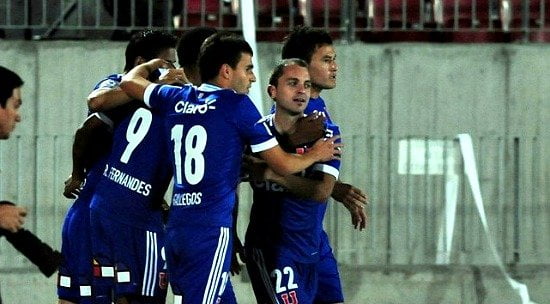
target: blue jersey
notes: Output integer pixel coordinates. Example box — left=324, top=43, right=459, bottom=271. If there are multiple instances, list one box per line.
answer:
left=90, top=77, right=172, bottom=231
left=144, top=83, right=277, bottom=228
left=246, top=114, right=341, bottom=263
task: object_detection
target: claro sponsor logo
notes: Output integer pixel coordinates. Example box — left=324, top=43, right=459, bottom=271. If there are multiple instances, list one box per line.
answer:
left=174, top=100, right=216, bottom=114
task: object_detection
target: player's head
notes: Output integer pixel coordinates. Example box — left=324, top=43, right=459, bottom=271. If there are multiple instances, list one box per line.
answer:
left=198, top=32, right=256, bottom=94
left=124, top=29, right=178, bottom=72
left=282, top=26, right=337, bottom=94
left=177, top=27, right=218, bottom=85
left=0, top=66, right=23, bottom=139
left=268, top=59, right=311, bottom=116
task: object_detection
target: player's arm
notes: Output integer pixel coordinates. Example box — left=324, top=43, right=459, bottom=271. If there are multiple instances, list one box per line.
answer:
left=269, top=170, right=336, bottom=203
left=257, top=136, right=342, bottom=176
left=64, top=114, right=112, bottom=198
left=331, top=182, right=368, bottom=230
left=88, top=87, right=132, bottom=112
left=120, top=58, right=175, bottom=102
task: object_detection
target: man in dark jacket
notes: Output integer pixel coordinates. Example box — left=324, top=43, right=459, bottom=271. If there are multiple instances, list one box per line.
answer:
left=0, top=66, right=62, bottom=303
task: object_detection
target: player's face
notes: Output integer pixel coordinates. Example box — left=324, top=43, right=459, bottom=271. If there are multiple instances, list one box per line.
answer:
left=308, top=44, right=338, bottom=94
left=156, top=48, right=177, bottom=68
left=0, top=87, right=22, bottom=140
left=230, top=52, right=256, bottom=94
left=272, top=65, right=311, bottom=116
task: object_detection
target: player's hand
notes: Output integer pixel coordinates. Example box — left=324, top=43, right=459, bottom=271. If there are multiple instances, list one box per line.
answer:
left=285, top=111, right=326, bottom=148
left=308, top=135, right=343, bottom=162
left=63, top=174, right=84, bottom=199
left=230, top=236, right=246, bottom=276
left=242, top=155, right=270, bottom=182
left=0, top=203, right=27, bottom=233
left=332, top=182, right=368, bottom=230
left=157, top=68, right=188, bottom=86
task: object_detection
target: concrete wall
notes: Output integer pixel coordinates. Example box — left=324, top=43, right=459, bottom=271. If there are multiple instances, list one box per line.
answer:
left=0, top=41, right=548, bottom=303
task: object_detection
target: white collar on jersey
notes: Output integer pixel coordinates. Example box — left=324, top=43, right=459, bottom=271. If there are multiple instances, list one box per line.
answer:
left=198, top=83, right=223, bottom=92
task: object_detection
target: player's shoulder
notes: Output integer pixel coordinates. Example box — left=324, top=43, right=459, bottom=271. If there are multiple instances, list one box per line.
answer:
left=93, top=73, right=123, bottom=90
left=258, top=113, right=275, bottom=125
left=197, top=83, right=250, bottom=108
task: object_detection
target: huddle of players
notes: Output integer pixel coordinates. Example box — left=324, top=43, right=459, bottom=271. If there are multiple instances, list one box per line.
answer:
left=57, top=26, right=367, bottom=304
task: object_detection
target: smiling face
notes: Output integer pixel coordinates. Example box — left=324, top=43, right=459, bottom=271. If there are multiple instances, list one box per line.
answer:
left=269, top=64, right=311, bottom=116
left=308, top=44, right=338, bottom=97
left=0, top=87, right=22, bottom=139
left=229, top=52, right=256, bottom=94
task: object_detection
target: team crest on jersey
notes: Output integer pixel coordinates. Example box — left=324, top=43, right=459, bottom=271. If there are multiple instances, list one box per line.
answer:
left=158, top=272, right=168, bottom=289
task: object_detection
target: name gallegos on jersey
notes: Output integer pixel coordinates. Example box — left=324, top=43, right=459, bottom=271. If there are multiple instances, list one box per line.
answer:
left=102, top=164, right=151, bottom=196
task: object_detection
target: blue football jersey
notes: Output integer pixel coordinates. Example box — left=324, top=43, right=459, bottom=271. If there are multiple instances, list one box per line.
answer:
left=144, top=83, right=277, bottom=228
left=90, top=76, right=172, bottom=231
left=247, top=114, right=341, bottom=263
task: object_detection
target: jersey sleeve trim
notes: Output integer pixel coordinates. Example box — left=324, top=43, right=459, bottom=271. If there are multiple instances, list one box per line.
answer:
left=312, top=164, right=340, bottom=179
left=143, top=83, right=159, bottom=107
left=250, top=138, right=279, bottom=153
left=91, top=112, right=114, bottom=131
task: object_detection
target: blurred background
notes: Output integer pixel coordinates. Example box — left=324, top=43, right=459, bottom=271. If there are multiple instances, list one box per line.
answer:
left=0, top=1, right=549, bottom=303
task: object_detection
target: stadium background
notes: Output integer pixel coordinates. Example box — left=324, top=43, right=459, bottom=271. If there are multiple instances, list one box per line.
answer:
left=0, top=1, right=549, bottom=303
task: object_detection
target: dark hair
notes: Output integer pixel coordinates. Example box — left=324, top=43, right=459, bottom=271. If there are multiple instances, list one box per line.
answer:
left=268, top=58, right=309, bottom=86
left=124, top=29, right=177, bottom=72
left=0, top=66, right=24, bottom=108
left=177, top=27, right=218, bottom=69
left=198, top=32, right=253, bottom=83
left=281, top=26, right=333, bottom=63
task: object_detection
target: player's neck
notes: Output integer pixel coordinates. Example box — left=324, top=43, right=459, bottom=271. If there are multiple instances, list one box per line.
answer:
left=310, top=87, right=322, bottom=99
left=274, top=111, right=301, bottom=135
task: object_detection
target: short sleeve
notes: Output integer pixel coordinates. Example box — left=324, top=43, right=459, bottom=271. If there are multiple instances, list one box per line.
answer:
left=233, top=95, right=278, bottom=153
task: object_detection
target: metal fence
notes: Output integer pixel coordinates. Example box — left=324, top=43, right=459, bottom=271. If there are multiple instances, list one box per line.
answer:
left=1, top=134, right=547, bottom=270
left=0, top=0, right=549, bottom=41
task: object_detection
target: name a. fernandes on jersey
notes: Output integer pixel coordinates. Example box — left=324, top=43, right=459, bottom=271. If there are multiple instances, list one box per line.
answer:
left=174, top=100, right=216, bottom=115
left=102, top=164, right=152, bottom=196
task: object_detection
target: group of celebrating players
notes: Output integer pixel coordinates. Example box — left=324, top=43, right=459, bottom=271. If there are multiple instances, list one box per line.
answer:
left=56, top=26, right=368, bottom=304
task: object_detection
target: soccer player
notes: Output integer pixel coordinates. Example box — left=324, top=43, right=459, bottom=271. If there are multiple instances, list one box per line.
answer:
left=280, top=26, right=368, bottom=304
left=120, top=32, right=341, bottom=304
left=57, top=30, right=182, bottom=304
left=244, top=57, right=343, bottom=303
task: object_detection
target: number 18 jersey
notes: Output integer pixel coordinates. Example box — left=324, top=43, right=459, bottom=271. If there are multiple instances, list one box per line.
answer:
left=144, top=83, right=277, bottom=228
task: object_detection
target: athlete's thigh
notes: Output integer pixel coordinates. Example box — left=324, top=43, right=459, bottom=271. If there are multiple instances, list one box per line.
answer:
left=314, top=235, right=343, bottom=304
left=58, top=201, right=93, bottom=303
left=270, top=254, right=317, bottom=304
left=111, top=224, right=167, bottom=303
left=166, top=225, right=232, bottom=304
left=244, top=245, right=279, bottom=304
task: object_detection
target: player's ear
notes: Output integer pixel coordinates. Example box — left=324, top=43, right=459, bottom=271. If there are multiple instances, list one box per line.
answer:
left=267, top=84, right=276, bottom=100
left=220, top=63, right=232, bottom=80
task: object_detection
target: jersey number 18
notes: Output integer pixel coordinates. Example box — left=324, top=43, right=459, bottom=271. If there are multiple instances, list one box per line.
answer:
left=171, top=124, right=207, bottom=185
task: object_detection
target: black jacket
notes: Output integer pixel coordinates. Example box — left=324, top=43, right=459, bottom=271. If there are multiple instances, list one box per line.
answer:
left=0, top=201, right=62, bottom=278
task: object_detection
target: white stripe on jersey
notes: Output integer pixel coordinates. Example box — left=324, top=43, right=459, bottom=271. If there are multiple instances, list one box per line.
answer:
left=142, top=231, right=159, bottom=297
left=144, top=83, right=159, bottom=108
left=250, top=137, right=279, bottom=153
left=312, top=163, right=340, bottom=179
left=202, top=227, right=230, bottom=304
